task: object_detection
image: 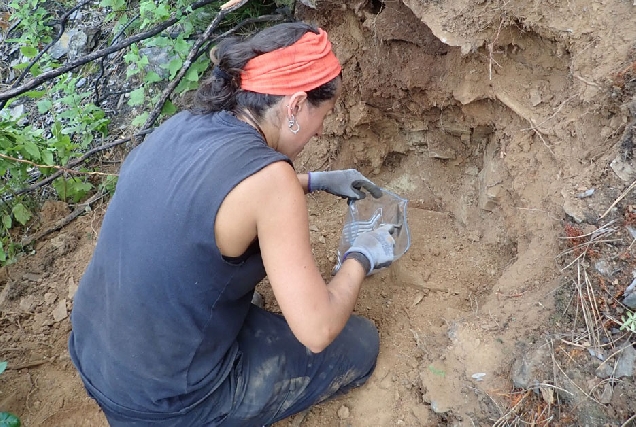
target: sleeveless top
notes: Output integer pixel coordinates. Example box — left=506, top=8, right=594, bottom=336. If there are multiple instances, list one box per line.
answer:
left=68, top=111, right=291, bottom=418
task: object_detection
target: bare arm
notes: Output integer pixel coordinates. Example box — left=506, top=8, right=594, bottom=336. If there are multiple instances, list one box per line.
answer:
left=255, top=163, right=367, bottom=353
left=297, top=173, right=309, bottom=194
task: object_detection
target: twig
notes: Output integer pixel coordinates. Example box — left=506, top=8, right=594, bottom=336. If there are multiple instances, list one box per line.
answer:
left=492, top=390, right=529, bottom=427
left=12, top=128, right=154, bottom=197
left=621, top=413, right=636, bottom=427
left=0, top=153, right=116, bottom=177
left=6, top=1, right=92, bottom=89
left=550, top=338, right=603, bottom=405
left=20, top=192, right=104, bottom=247
left=573, top=74, right=601, bottom=88
left=95, top=13, right=141, bottom=105
left=7, top=360, right=48, bottom=370
left=600, top=178, right=636, bottom=219
left=0, top=0, right=220, bottom=103
left=527, top=119, right=556, bottom=156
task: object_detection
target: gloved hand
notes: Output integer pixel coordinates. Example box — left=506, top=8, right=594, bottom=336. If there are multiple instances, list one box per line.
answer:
left=308, top=169, right=382, bottom=200
left=344, top=224, right=396, bottom=275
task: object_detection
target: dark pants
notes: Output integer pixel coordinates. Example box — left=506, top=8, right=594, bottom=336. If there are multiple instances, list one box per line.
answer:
left=101, top=306, right=380, bottom=426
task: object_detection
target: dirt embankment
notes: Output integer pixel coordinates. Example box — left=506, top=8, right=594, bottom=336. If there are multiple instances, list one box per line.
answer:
left=1, top=1, right=636, bottom=426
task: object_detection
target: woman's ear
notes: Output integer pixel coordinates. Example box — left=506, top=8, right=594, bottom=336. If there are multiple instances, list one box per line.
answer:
left=287, top=92, right=308, bottom=116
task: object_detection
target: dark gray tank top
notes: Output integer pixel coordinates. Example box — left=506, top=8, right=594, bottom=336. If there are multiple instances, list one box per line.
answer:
left=69, top=111, right=290, bottom=417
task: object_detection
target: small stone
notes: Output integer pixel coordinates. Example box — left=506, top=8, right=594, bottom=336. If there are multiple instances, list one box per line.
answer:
left=44, top=292, right=57, bottom=305
left=67, top=277, right=78, bottom=300
left=599, top=383, right=613, bottom=404
left=337, top=405, right=350, bottom=419
left=19, top=295, right=36, bottom=312
left=530, top=89, right=542, bottom=106
left=52, top=299, right=68, bottom=322
left=413, top=293, right=424, bottom=306
left=23, top=273, right=42, bottom=282
left=623, top=292, right=636, bottom=310
left=615, top=343, right=636, bottom=377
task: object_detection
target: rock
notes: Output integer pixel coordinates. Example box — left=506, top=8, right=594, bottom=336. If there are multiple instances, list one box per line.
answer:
left=44, top=292, right=57, bottom=305
left=530, top=89, right=542, bottom=106
left=610, top=155, right=636, bottom=182
left=52, top=299, right=68, bottom=322
left=510, top=345, right=549, bottom=389
left=139, top=46, right=172, bottom=79
left=577, top=188, right=595, bottom=198
left=615, top=343, right=636, bottom=378
left=23, top=273, right=42, bottom=282
left=430, top=400, right=450, bottom=414
left=19, top=295, right=36, bottom=312
left=562, top=198, right=587, bottom=223
left=599, top=383, right=613, bottom=404
left=337, top=405, right=350, bottom=419
left=623, top=291, right=636, bottom=309
left=594, top=259, right=613, bottom=278
left=250, top=291, right=264, bottom=309
left=67, top=277, right=78, bottom=300
left=596, top=362, right=613, bottom=379
left=480, top=183, right=502, bottom=211
left=50, top=29, right=88, bottom=60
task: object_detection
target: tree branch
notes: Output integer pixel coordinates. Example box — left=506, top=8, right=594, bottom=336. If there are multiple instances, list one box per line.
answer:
left=0, top=0, right=219, bottom=103
left=12, top=128, right=154, bottom=196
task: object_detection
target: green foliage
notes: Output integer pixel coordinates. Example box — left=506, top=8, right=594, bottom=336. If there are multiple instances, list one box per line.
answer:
left=620, top=310, right=636, bottom=333
left=0, top=412, right=21, bottom=427
left=0, top=361, right=21, bottom=427
left=1, top=0, right=286, bottom=265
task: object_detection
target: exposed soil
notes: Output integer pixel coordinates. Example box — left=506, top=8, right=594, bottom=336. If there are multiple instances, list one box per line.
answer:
left=2, top=1, right=636, bottom=426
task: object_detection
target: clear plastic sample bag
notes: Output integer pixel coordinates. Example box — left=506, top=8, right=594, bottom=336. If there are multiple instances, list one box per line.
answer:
left=334, top=188, right=411, bottom=274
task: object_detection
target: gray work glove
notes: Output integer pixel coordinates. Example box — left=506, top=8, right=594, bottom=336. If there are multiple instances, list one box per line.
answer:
left=344, top=224, right=396, bottom=275
left=308, top=169, right=382, bottom=201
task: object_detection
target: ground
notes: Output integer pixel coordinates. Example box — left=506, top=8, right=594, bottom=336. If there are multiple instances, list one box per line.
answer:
left=1, top=0, right=636, bottom=426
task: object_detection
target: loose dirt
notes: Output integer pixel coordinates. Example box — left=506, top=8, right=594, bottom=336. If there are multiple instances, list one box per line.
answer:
left=2, top=1, right=636, bottom=426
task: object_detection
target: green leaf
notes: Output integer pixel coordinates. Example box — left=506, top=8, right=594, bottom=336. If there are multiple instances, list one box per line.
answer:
left=2, top=214, right=12, bottom=230
left=0, top=412, right=21, bottom=427
left=131, top=112, right=149, bottom=127
left=12, top=203, right=32, bottom=226
left=41, top=150, right=54, bottom=166
left=128, top=87, right=145, bottom=107
left=0, top=361, right=7, bottom=374
left=37, top=99, right=53, bottom=114
left=30, top=62, right=42, bottom=77
left=22, top=141, right=40, bottom=160
left=428, top=365, right=445, bottom=378
left=173, top=38, right=190, bottom=55
left=11, top=62, right=29, bottom=71
left=20, top=45, right=38, bottom=58
left=144, top=71, right=162, bottom=84
left=0, top=244, right=6, bottom=263
left=23, top=90, right=46, bottom=99
left=185, top=68, right=199, bottom=82
left=161, top=100, right=177, bottom=116
left=165, top=58, right=183, bottom=79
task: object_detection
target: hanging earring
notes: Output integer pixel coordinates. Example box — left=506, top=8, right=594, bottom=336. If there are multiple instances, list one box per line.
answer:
left=288, top=115, right=300, bottom=134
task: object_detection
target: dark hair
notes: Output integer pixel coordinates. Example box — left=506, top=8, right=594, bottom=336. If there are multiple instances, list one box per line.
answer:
left=192, top=22, right=340, bottom=118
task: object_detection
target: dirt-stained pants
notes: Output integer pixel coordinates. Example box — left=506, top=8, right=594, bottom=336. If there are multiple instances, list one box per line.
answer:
left=101, top=305, right=380, bottom=426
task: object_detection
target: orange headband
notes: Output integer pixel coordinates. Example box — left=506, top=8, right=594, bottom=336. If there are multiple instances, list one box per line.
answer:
left=240, top=28, right=342, bottom=95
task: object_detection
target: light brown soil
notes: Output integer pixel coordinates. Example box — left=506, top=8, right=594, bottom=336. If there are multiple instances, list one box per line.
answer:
left=2, top=1, right=636, bottom=426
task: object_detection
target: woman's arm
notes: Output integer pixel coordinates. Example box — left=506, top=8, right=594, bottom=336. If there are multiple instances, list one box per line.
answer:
left=255, top=163, right=367, bottom=353
left=297, top=173, right=309, bottom=194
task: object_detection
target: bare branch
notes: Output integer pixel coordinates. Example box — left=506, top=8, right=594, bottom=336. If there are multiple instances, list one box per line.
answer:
left=0, top=0, right=220, bottom=103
